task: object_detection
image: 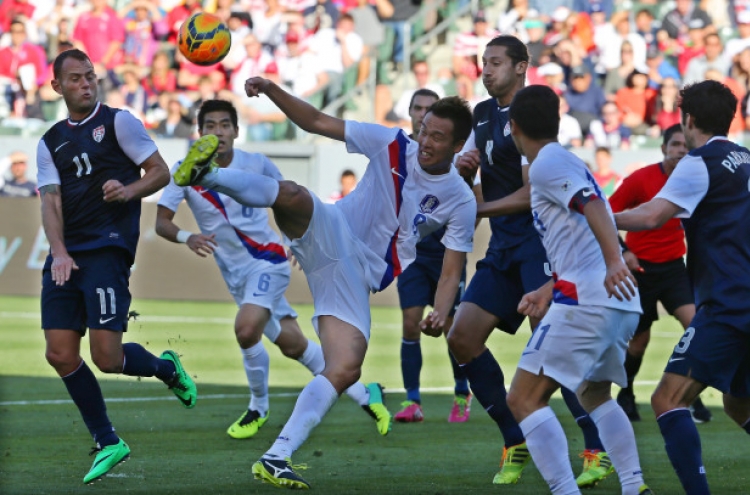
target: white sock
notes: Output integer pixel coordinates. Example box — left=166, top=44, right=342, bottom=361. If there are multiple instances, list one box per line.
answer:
left=242, top=341, right=270, bottom=416
left=202, top=167, right=280, bottom=207
left=589, top=399, right=644, bottom=495
left=266, top=375, right=339, bottom=459
left=297, top=339, right=325, bottom=375
left=519, top=406, right=579, bottom=495
left=343, top=382, right=369, bottom=406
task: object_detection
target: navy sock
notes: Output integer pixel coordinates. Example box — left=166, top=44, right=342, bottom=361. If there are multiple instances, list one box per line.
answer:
left=657, top=409, right=710, bottom=494
left=62, top=361, right=118, bottom=447
left=743, top=418, right=750, bottom=435
left=400, top=339, right=422, bottom=403
left=449, top=350, right=470, bottom=396
left=122, top=343, right=175, bottom=382
left=462, top=348, right=524, bottom=447
left=561, top=387, right=604, bottom=451
left=623, top=351, right=643, bottom=392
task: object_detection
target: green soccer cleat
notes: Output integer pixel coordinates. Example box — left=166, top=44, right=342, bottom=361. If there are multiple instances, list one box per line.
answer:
left=83, top=438, right=130, bottom=484
left=576, top=450, right=615, bottom=488
left=160, top=350, right=197, bottom=408
left=227, top=409, right=269, bottom=439
left=252, top=455, right=310, bottom=489
left=361, top=382, right=393, bottom=436
left=493, top=442, right=532, bottom=485
left=639, top=484, right=654, bottom=494
left=173, top=134, right=219, bottom=186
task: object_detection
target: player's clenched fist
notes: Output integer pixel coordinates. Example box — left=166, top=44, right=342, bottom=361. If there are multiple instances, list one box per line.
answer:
left=455, top=149, right=481, bottom=180
left=245, top=77, right=270, bottom=97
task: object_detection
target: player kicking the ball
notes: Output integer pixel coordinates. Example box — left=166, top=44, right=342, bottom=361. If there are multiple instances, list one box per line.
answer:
left=172, top=81, right=476, bottom=489
left=157, top=99, right=388, bottom=440
left=504, top=85, right=652, bottom=495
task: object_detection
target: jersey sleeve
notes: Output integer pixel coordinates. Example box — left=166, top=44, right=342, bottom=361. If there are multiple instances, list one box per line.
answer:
left=261, top=154, right=284, bottom=181
left=345, top=120, right=402, bottom=157
left=655, top=154, right=709, bottom=218
left=608, top=172, right=640, bottom=213
left=36, top=138, right=60, bottom=188
left=457, top=129, right=477, bottom=157
left=114, top=110, right=159, bottom=166
left=532, top=154, right=592, bottom=210
left=440, top=196, right=476, bottom=253
left=157, top=163, right=187, bottom=212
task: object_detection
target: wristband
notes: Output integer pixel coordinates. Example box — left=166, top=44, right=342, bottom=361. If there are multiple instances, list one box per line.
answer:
left=176, top=230, right=192, bottom=243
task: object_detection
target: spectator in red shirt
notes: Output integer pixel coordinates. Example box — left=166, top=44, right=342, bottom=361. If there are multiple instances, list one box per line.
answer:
left=647, top=77, right=681, bottom=137
left=164, top=0, right=202, bottom=45
left=142, top=50, right=177, bottom=108
left=0, top=0, right=35, bottom=34
left=608, top=124, right=711, bottom=424
left=615, top=70, right=657, bottom=135
left=72, top=0, right=126, bottom=72
left=0, top=19, right=47, bottom=118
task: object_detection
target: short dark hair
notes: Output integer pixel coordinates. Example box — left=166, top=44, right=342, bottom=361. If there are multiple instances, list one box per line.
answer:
left=197, top=99, right=238, bottom=129
left=486, top=35, right=529, bottom=66
left=426, top=96, right=473, bottom=143
left=409, top=88, right=440, bottom=111
left=679, top=80, right=736, bottom=137
left=508, top=85, right=559, bottom=140
left=663, top=123, right=683, bottom=146
left=341, top=169, right=356, bottom=178
left=595, top=146, right=611, bottom=155
left=53, top=48, right=92, bottom=80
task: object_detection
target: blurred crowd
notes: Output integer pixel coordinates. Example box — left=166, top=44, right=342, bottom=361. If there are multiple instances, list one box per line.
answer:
left=1, top=0, right=750, bottom=146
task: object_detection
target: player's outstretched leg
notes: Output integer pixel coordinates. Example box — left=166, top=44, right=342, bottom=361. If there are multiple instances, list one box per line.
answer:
left=160, top=350, right=198, bottom=408
left=173, top=134, right=219, bottom=186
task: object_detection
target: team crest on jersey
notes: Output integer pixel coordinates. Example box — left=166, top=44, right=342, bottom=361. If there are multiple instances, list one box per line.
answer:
left=561, top=179, right=572, bottom=192
left=419, top=195, right=440, bottom=213
left=504, top=122, right=511, bottom=136
left=92, top=125, right=105, bottom=142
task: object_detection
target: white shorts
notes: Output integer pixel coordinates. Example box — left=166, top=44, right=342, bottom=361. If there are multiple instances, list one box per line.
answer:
left=289, top=194, right=372, bottom=339
left=228, top=262, right=294, bottom=343
left=517, top=304, right=639, bottom=392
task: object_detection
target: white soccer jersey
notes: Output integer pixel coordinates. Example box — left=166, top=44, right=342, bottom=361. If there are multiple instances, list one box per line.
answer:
left=529, top=143, right=640, bottom=311
left=340, top=120, right=476, bottom=292
left=159, top=149, right=288, bottom=289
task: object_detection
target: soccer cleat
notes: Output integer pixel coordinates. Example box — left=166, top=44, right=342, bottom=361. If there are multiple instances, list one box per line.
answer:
left=690, top=397, right=712, bottom=423
left=83, top=438, right=130, bottom=484
left=160, top=350, right=197, bottom=408
left=227, top=409, right=269, bottom=439
left=252, top=455, right=310, bottom=489
left=492, top=442, right=532, bottom=485
left=394, top=400, right=424, bottom=423
left=576, top=450, right=615, bottom=488
left=361, top=383, right=393, bottom=435
left=638, top=484, right=654, bottom=494
left=617, top=388, right=641, bottom=422
left=448, top=393, right=472, bottom=423
left=173, top=134, right=219, bottom=186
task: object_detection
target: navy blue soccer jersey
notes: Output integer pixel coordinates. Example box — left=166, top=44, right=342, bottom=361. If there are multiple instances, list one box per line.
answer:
left=656, top=137, right=750, bottom=330
left=37, top=103, right=157, bottom=264
left=471, top=98, right=537, bottom=250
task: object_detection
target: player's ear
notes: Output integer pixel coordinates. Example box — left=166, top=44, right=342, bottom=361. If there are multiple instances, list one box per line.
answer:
left=515, top=60, right=528, bottom=76
left=51, top=79, right=62, bottom=96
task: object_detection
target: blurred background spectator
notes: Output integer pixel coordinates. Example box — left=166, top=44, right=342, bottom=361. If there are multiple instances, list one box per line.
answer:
left=0, top=150, right=36, bottom=197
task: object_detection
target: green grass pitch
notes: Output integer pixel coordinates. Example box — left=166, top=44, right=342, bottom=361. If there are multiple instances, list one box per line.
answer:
left=0, top=295, right=745, bottom=494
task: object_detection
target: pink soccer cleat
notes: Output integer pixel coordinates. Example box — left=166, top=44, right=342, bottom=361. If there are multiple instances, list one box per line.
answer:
left=448, top=394, right=472, bottom=423
left=394, top=400, right=424, bottom=422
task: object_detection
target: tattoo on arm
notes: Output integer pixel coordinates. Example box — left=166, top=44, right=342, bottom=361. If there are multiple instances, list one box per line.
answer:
left=39, top=185, right=60, bottom=197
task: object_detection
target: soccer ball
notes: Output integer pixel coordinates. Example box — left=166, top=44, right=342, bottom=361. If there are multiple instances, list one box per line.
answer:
left=178, top=12, right=231, bottom=66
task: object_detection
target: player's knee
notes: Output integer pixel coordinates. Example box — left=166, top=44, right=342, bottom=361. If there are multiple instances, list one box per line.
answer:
left=276, top=181, right=307, bottom=207
left=324, top=366, right=361, bottom=393
left=278, top=338, right=306, bottom=360
left=235, top=324, right=262, bottom=348
left=402, top=319, right=421, bottom=340
left=650, top=388, right=672, bottom=417
left=45, top=348, right=79, bottom=374
left=91, top=353, right=122, bottom=374
left=446, top=328, right=472, bottom=362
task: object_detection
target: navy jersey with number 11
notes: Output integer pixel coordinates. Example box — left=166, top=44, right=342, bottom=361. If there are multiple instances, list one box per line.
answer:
left=36, top=103, right=158, bottom=264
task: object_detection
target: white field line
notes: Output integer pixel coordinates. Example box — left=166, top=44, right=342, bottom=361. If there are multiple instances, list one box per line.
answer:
left=0, top=384, right=661, bottom=407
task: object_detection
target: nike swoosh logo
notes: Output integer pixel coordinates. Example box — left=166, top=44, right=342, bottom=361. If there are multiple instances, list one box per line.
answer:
left=176, top=395, right=194, bottom=407
left=582, top=188, right=595, bottom=197
left=92, top=451, right=115, bottom=468
left=477, top=120, right=489, bottom=126
left=668, top=357, right=685, bottom=364
left=99, top=316, right=116, bottom=324
left=55, top=141, right=70, bottom=152
left=522, top=350, right=536, bottom=356
left=391, top=167, right=405, bottom=179
left=252, top=292, right=265, bottom=297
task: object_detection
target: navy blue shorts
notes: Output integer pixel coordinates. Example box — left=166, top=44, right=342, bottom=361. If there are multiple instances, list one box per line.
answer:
left=634, top=258, right=693, bottom=334
left=462, top=237, right=550, bottom=335
left=664, top=305, right=750, bottom=397
left=397, top=256, right=466, bottom=316
left=41, top=247, right=132, bottom=334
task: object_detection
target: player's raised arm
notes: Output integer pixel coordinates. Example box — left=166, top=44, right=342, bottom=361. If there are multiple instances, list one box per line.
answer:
left=155, top=205, right=217, bottom=257
left=245, top=77, right=345, bottom=142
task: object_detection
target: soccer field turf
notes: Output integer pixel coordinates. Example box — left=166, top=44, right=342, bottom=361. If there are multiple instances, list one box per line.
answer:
left=0, top=295, right=746, bottom=494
